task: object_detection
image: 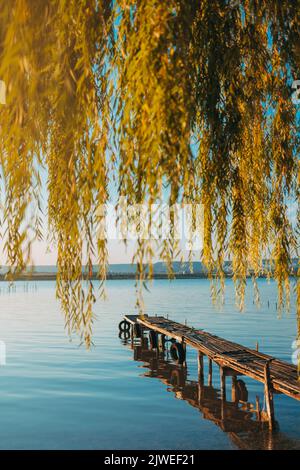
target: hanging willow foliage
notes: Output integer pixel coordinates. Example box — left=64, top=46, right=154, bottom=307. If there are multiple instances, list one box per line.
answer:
left=0, top=0, right=299, bottom=346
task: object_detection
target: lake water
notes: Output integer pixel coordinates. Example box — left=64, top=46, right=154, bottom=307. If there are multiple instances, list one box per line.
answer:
left=0, top=278, right=299, bottom=450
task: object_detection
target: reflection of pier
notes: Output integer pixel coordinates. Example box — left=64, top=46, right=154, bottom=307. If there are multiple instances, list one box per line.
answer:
left=121, top=337, right=300, bottom=450
left=120, top=314, right=300, bottom=431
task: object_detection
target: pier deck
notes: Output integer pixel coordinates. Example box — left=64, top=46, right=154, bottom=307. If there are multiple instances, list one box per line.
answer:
left=123, top=314, right=300, bottom=429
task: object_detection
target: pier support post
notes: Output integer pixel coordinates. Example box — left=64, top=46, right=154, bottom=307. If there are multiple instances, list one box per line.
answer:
left=197, top=382, right=204, bottom=405
left=264, top=360, right=275, bottom=430
left=182, top=339, right=187, bottom=367
left=220, top=366, right=226, bottom=401
left=197, top=352, right=204, bottom=383
left=208, top=358, right=213, bottom=387
left=160, top=334, right=166, bottom=351
left=221, top=398, right=225, bottom=422
left=231, top=375, right=238, bottom=403
left=131, top=325, right=134, bottom=349
left=256, top=395, right=261, bottom=421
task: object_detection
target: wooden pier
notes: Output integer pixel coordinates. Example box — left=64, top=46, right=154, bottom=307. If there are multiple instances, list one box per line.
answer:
left=121, top=314, right=300, bottom=430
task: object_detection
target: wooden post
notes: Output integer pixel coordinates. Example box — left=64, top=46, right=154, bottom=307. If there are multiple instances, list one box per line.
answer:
left=182, top=339, right=187, bottom=367
left=197, top=381, right=204, bottom=405
left=231, top=375, right=238, bottom=403
left=256, top=395, right=261, bottom=421
left=131, top=325, right=134, bottom=349
left=208, top=358, right=213, bottom=387
left=198, top=351, right=204, bottom=383
left=141, top=327, right=147, bottom=349
left=264, top=360, right=275, bottom=430
left=266, top=430, right=275, bottom=450
left=220, top=366, right=226, bottom=401
left=221, top=398, right=225, bottom=422
left=160, top=334, right=166, bottom=351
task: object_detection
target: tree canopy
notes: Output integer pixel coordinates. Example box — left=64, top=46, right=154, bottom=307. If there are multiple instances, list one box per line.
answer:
left=0, top=0, right=299, bottom=346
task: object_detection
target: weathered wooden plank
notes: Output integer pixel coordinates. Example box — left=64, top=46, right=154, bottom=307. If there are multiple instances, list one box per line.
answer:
left=124, top=314, right=141, bottom=324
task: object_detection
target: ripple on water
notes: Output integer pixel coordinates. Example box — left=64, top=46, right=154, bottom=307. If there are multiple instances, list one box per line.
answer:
left=0, top=278, right=299, bottom=449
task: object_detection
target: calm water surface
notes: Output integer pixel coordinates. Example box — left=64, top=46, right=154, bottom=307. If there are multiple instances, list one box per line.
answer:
left=0, top=278, right=299, bottom=449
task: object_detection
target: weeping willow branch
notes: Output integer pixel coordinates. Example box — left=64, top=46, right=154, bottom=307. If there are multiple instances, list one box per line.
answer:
left=0, top=0, right=299, bottom=346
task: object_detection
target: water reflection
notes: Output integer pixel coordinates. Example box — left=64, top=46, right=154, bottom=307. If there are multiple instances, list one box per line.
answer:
left=121, top=332, right=300, bottom=450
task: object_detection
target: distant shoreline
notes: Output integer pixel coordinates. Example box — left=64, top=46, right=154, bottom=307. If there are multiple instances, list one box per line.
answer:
left=0, top=272, right=211, bottom=281
left=0, top=272, right=284, bottom=281
left=0, top=260, right=297, bottom=281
